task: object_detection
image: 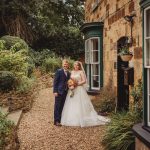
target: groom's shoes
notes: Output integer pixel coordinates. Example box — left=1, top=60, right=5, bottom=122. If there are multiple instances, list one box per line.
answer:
left=54, top=122, right=62, bottom=126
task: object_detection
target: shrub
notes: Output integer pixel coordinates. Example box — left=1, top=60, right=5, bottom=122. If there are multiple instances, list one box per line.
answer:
left=99, top=97, right=116, bottom=113
left=0, top=35, right=28, bottom=51
left=92, top=90, right=116, bottom=114
left=16, top=76, right=35, bottom=92
left=42, top=56, right=75, bottom=73
left=67, top=59, right=75, bottom=70
left=102, top=111, right=142, bottom=150
left=130, top=79, right=143, bottom=111
left=0, top=111, right=14, bottom=149
left=42, top=57, right=61, bottom=73
left=0, top=71, right=16, bottom=91
left=28, top=48, right=58, bottom=67
left=0, top=50, right=28, bottom=77
left=0, top=50, right=34, bottom=92
left=102, top=80, right=143, bottom=150
left=0, top=37, right=35, bottom=93
left=0, top=40, right=6, bottom=51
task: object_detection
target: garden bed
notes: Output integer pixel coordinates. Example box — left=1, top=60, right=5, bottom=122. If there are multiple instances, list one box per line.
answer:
left=0, top=112, right=19, bottom=150
left=0, top=90, right=34, bottom=112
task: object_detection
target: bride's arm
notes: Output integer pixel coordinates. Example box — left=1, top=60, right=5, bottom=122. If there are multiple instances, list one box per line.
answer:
left=78, top=71, right=86, bottom=85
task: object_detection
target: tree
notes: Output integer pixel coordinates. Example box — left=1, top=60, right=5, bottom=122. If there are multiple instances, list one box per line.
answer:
left=0, top=0, right=84, bottom=58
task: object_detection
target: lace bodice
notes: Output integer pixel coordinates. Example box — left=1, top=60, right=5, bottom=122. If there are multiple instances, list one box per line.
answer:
left=71, top=71, right=82, bottom=82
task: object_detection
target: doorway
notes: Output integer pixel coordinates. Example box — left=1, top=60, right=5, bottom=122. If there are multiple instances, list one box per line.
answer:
left=117, top=37, right=129, bottom=111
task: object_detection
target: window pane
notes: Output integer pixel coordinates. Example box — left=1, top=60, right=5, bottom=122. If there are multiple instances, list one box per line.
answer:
left=148, top=69, right=150, bottom=126
left=92, top=76, right=99, bottom=88
left=91, top=64, right=99, bottom=88
left=148, top=95, right=150, bottom=126
left=148, top=95, right=150, bottom=124
left=91, top=39, right=98, bottom=50
left=86, top=65, right=90, bottom=85
left=146, top=9, right=150, bottom=37
left=92, top=50, right=99, bottom=63
left=92, top=64, right=99, bottom=75
left=146, top=39, right=150, bottom=66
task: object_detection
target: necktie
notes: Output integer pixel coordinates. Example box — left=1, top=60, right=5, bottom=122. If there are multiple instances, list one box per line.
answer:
left=64, top=70, right=67, bottom=76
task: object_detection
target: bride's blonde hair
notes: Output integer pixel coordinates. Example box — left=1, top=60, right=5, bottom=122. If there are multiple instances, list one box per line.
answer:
left=74, top=61, right=82, bottom=70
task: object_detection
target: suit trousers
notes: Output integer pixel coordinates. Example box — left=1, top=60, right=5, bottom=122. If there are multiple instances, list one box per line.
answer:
left=54, top=91, right=67, bottom=123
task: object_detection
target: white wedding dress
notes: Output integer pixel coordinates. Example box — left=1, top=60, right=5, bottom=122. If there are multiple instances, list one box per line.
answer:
left=61, top=71, right=110, bottom=127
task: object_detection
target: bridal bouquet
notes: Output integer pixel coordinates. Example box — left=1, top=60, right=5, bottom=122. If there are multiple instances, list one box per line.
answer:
left=67, top=79, right=77, bottom=97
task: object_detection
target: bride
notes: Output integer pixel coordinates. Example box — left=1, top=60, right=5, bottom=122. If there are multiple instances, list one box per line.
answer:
left=61, top=61, right=110, bottom=127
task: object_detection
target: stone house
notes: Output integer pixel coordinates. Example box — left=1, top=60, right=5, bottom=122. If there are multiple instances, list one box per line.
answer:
left=80, top=0, right=150, bottom=149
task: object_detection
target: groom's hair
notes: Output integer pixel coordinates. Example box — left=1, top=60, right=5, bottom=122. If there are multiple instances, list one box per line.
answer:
left=62, top=59, right=69, bottom=64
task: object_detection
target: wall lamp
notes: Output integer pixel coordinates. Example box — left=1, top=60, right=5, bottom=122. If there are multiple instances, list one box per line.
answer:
left=124, top=13, right=136, bottom=46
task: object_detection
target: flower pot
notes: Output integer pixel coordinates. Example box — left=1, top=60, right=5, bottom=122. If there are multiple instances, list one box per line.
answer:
left=120, top=54, right=133, bottom=61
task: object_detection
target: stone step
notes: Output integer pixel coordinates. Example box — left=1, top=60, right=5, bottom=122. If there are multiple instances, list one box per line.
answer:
left=7, top=110, right=23, bottom=128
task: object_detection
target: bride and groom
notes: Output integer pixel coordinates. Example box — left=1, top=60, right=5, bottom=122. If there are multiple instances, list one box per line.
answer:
left=53, top=59, right=109, bottom=127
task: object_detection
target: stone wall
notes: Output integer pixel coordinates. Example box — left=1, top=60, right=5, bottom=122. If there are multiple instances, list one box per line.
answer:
left=135, top=138, right=150, bottom=150
left=85, top=0, right=142, bottom=95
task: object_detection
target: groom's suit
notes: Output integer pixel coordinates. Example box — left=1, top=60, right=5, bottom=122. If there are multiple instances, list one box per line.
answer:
left=53, top=68, right=70, bottom=124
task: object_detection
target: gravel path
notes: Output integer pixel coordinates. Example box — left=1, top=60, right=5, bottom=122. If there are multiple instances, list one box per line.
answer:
left=18, top=87, right=105, bottom=150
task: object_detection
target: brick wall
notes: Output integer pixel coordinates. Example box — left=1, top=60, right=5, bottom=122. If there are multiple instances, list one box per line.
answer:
left=85, top=0, right=142, bottom=94
left=135, top=138, right=150, bottom=150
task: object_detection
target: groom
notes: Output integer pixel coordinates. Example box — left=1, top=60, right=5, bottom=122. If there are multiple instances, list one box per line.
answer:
left=53, top=59, right=70, bottom=126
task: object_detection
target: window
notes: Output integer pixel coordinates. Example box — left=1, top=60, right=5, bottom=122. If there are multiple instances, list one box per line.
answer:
left=144, top=6, right=150, bottom=126
left=85, top=37, right=100, bottom=90
left=144, top=7, right=150, bottom=67
left=148, top=70, right=150, bottom=126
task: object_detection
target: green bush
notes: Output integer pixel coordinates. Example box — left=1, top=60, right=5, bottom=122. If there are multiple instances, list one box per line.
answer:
left=0, top=50, right=34, bottom=92
left=42, top=57, right=61, bottom=73
left=16, top=75, right=35, bottom=92
left=42, top=56, right=75, bottom=73
left=130, top=79, right=143, bottom=111
left=67, top=59, right=75, bottom=70
left=28, top=48, right=58, bottom=67
left=0, top=40, right=6, bottom=51
left=102, top=111, right=142, bottom=150
left=102, top=80, right=143, bottom=150
left=0, top=111, right=14, bottom=149
left=0, top=35, right=28, bottom=51
left=0, top=50, right=28, bottom=77
left=0, top=71, right=16, bottom=91
left=99, top=97, right=116, bottom=113
left=0, top=37, right=35, bottom=93
left=92, top=90, right=116, bottom=114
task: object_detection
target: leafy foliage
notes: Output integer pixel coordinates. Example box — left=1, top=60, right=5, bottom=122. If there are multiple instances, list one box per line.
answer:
left=102, top=79, right=143, bottom=150
left=0, top=35, right=29, bottom=51
left=119, top=46, right=132, bottom=55
left=0, top=111, right=14, bottom=149
left=0, top=38, right=35, bottom=92
left=0, top=0, right=84, bottom=58
left=130, top=79, right=143, bottom=103
left=41, top=56, right=74, bottom=73
left=42, top=57, right=61, bottom=73
left=0, top=50, right=28, bottom=78
left=0, top=71, right=16, bottom=91
left=102, top=111, right=142, bottom=150
left=92, top=90, right=116, bottom=114
left=28, top=48, right=57, bottom=67
left=98, top=97, right=116, bottom=113
left=0, top=40, right=6, bottom=50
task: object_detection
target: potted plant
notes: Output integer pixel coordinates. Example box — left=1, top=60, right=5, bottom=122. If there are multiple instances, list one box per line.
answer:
left=119, top=46, right=133, bottom=61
